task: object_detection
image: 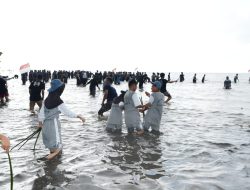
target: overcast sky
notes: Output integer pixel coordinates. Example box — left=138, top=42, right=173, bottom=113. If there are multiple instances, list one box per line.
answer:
left=0, top=0, right=250, bottom=73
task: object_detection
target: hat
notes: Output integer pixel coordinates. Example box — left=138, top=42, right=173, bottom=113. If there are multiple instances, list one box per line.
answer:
left=152, top=81, right=162, bottom=90
left=48, top=79, right=64, bottom=93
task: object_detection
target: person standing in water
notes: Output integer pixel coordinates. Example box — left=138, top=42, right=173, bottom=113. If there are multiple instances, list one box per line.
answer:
left=106, top=90, right=126, bottom=133
left=0, top=134, right=10, bottom=152
left=159, top=73, right=177, bottom=103
left=124, top=79, right=144, bottom=135
left=85, top=75, right=100, bottom=97
left=193, top=74, right=197, bottom=83
left=0, top=76, right=9, bottom=103
left=202, top=74, right=206, bottom=83
left=168, top=73, right=171, bottom=82
left=180, top=72, right=185, bottom=82
left=224, top=76, right=232, bottom=89
left=38, top=79, right=85, bottom=160
left=142, top=81, right=164, bottom=134
left=234, top=74, right=239, bottom=83
left=29, top=75, right=45, bottom=113
left=21, top=72, right=28, bottom=85
left=98, top=77, right=117, bottom=118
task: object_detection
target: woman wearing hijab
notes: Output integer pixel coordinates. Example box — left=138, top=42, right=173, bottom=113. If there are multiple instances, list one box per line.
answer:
left=38, top=79, right=85, bottom=160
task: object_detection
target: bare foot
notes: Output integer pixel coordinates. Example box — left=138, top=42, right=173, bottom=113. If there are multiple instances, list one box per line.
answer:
left=136, top=130, right=144, bottom=135
left=46, top=149, right=61, bottom=160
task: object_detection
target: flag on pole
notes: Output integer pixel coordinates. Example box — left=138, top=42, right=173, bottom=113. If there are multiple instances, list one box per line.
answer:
left=20, top=63, right=30, bottom=74
left=134, top=67, right=138, bottom=72
left=112, top=68, right=116, bottom=72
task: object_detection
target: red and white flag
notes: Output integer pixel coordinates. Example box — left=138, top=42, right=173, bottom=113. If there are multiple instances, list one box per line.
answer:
left=20, top=63, right=30, bottom=74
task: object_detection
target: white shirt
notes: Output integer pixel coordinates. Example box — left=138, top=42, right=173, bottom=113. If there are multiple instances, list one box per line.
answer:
left=132, top=93, right=141, bottom=107
left=148, top=95, right=154, bottom=105
left=38, top=103, right=77, bottom=123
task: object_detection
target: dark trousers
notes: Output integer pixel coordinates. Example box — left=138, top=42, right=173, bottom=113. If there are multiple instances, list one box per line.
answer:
left=98, top=101, right=112, bottom=116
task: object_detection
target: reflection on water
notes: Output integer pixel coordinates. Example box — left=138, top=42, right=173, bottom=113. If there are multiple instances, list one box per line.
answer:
left=106, top=133, right=164, bottom=181
left=1, top=73, right=250, bottom=190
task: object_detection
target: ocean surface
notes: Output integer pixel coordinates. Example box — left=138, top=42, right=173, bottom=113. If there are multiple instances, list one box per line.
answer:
left=0, top=73, right=250, bottom=190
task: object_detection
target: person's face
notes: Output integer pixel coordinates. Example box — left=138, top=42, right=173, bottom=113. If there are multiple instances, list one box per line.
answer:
left=151, top=85, right=158, bottom=92
left=130, top=84, right=137, bottom=91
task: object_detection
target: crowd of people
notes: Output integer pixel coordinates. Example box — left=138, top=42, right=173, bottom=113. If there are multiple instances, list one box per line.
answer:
left=0, top=70, right=248, bottom=160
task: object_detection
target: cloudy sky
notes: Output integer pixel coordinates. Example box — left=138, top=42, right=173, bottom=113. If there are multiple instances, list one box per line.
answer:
left=0, top=0, right=249, bottom=73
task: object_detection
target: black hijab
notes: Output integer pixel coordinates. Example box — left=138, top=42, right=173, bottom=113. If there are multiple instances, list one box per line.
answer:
left=44, top=84, right=65, bottom=109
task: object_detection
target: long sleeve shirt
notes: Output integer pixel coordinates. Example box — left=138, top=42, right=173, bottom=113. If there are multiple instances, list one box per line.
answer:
left=38, top=103, right=77, bottom=123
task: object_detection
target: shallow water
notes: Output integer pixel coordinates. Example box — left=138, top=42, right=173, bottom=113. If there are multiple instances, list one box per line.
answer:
left=1, top=73, right=250, bottom=190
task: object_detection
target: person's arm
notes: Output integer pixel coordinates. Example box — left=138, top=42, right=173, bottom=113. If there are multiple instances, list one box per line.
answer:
left=41, top=83, right=45, bottom=99
left=102, top=89, right=108, bottom=105
left=58, top=103, right=85, bottom=122
left=38, top=103, right=45, bottom=128
left=86, top=79, right=91, bottom=85
left=132, top=94, right=144, bottom=109
left=145, top=91, right=150, bottom=97
left=144, top=95, right=154, bottom=109
left=0, top=134, right=10, bottom=153
left=41, top=90, right=44, bottom=100
left=168, top=80, right=178, bottom=83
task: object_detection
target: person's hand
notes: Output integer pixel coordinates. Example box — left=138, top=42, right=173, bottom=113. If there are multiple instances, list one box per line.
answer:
left=38, top=122, right=43, bottom=129
left=145, top=91, right=150, bottom=97
left=0, top=135, right=10, bottom=153
left=78, top=115, right=86, bottom=123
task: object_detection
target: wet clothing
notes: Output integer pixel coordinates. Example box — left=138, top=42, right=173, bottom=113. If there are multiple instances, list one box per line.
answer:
left=106, top=94, right=125, bottom=132
left=202, top=76, right=205, bottom=83
left=98, top=84, right=117, bottom=115
left=224, top=79, right=231, bottom=89
left=87, top=78, right=99, bottom=96
left=160, top=78, right=171, bottom=98
left=0, top=77, right=8, bottom=98
left=29, top=81, right=45, bottom=101
left=38, top=103, right=77, bottom=149
left=103, top=84, right=117, bottom=102
left=193, top=76, right=197, bottom=83
left=124, top=90, right=142, bottom=132
left=143, top=92, right=164, bottom=132
left=98, top=102, right=112, bottom=115
left=180, top=74, right=184, bottom=82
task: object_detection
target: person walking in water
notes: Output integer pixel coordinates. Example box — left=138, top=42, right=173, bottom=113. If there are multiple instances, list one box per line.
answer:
left=38, top=79, right=85, bottom=160
left=106, top=90, right=126, bottom=133
left=29, top=75, right=45, bottom=113
left=124, top=79, right=144, bottom=135
left=85, top=75, right=100, bottom=97
left=180, top=72, right=185, bottom=82
left=193, top=74, right=197, bottom=83
left=159, top=73, right=177, bottom=103
left=234, top=74, right=239, bottom=83
left=0, top=133, right=10, bottom=152
left=142, top=81, right=164, bottom=134
left=0, top=76, right=9, bottom=103
left=98, top=77, right=117, bottom=118
left=202, top=74, right=206, bottom=83
left=224, top=76, right=231, bottom=89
